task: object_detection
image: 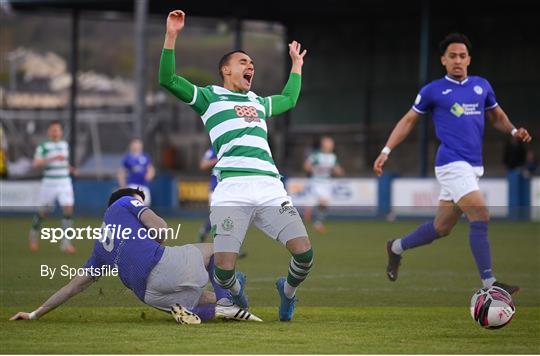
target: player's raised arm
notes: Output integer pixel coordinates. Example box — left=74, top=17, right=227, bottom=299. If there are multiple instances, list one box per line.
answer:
left=267, top=41, right=307, bottom=117
left=9, top=275, right=94, bottom=321
left=486, top=106, right=532, bottom=143
left=158, top=10, right=197, bottom=105
left=373, top=109, right=422, bottom=176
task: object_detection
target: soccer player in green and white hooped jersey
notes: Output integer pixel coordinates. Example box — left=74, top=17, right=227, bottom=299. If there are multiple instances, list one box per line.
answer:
left=29, top=120, right=76, bottom=253
left=159, top=10, right=313, bottom=321
left=304, top=136, right=344, bottom=233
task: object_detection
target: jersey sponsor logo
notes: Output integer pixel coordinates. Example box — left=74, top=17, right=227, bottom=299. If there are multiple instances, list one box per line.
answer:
left=130, top=199, right=144, bottom=207
left=474, top=85, right=483, bottom=95
left=451, top=102, right=481, bottom=117
left=414, top=94, right=422, bottom=105
left=221, top=217, right=234, bottom=232
left=450, top=103, right=465, bottom=117
left=234, top=105, right=260, bottom=122
left=442, top=89, right=452, bottom=95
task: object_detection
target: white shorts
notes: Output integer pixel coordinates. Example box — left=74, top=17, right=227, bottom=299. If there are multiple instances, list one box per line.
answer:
left=39, top=180, right=74, bottom=207
left=311, top=179, right=332, bottom=202
left=210, top=176, right=308, bottom=253
left=144, top=245, right=208, bottom=311
left=435, top=161, right=484, bottom=203
left=128, top=184, right=151, bottom=206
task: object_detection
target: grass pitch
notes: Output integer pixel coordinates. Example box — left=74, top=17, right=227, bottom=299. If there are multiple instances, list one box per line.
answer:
left=1, top=217, right=539, bottom=353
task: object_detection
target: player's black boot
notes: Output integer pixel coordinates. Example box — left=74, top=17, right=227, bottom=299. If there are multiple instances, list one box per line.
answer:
left=493, top=281, right=520, bottom=295
left=386, top=240, right=402, bottom=282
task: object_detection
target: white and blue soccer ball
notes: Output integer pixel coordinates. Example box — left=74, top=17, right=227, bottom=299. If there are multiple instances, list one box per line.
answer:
left=470, top=286, right=515, bottom=329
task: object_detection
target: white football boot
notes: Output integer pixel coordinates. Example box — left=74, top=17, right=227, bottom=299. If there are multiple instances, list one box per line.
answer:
left=170, top=304, right=201, bottom=325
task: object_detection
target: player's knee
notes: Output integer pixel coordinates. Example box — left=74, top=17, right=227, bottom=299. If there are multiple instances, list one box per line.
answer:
left=433, top=222, right=453, bottom=237
left=286, top=236, right=311, bottom=254
left=214, top=252, right=236, bottom=270
left=466, top=207, right=490, bottom=222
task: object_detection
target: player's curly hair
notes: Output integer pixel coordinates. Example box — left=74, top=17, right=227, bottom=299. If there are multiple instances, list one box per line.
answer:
left=218, top=50, right=248, bottom=79
left=439, top=33, right=472, bottom=55
left=108, top=187, right=145, bottom=207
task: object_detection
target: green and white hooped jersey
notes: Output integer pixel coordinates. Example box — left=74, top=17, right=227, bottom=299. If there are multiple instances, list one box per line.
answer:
left=308, top=151, right=338, bottom=179
left=34, top=140, right=71, bottom=184
left=190, top=85, right=277, bottom=179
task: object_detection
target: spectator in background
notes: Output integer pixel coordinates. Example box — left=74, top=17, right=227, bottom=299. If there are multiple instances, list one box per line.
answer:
left=525, top=149, right=538, bottom=176
left=118, top=138, right=155, bottom=206
left=503, top=135, right=527, bottom=171
left=0, top=124, right=7, bottom=178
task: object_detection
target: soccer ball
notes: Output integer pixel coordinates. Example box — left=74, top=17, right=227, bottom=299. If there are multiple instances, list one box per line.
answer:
left=470, top=286, right=515, bottom=329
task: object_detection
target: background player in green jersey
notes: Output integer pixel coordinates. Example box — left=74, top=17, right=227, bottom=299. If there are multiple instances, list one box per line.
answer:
left=28, top=120, right=76, bottom=254
left=304, top=136, right=344, bottom=233
left=159, top=10, right=312, bottom=321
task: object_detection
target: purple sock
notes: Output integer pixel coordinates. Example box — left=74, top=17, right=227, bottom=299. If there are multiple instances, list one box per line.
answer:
left=190, top=304, right=215, bottom=321
left=469, top=221, right=493, bottom=280
left=401, top=220, right=439, bottom=250
left=207, top=255, right=230, bottom=301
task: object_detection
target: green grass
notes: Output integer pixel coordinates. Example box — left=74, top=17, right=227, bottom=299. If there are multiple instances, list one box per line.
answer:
left=1, top=217, right=539, bottom=353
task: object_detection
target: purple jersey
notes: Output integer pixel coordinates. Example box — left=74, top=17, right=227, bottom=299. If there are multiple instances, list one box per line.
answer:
left=123, top=153, right=151, bottom=187
left=83, top=196, right=164, bottom=301
left=412, top=75, right=498, bottom=167
left=202, top=147, right=218, bottom=192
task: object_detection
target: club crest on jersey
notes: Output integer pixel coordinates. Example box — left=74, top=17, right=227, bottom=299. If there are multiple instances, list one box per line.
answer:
left=234, top=105, right=261, bottom=122
left=474, top=86, right=483, bottom=95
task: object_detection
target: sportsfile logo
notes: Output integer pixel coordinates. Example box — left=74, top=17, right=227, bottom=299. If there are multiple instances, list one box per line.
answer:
left=40, top=223, right=181, bottom=244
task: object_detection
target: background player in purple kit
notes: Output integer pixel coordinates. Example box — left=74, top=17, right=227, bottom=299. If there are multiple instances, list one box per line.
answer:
left=196, top=146, right=218, bottom=243
left=10, top=188, right=261, bottom=324
left=373, top=33, right=532, bottom=294
left=118, top=138, right=155, bottom=206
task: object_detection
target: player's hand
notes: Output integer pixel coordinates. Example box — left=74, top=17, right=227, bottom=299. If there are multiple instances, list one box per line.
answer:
left=70, top=166, right=79, bottom=176
left=289, top=41, right=307, bottom=66
left=373, top=154, right=388, bottom=177
left=166, top=10, right=185, bottom=35
left=9, top=312, right=33, bottom=320
left=514, top=128, right=532, bottom=143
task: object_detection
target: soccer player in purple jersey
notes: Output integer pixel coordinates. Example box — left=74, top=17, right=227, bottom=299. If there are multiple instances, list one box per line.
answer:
left=10, top=188, right=261, bottom=324
left=118, top=138, right=155, bottom=206
left=373, top=33, right=532, bottom=295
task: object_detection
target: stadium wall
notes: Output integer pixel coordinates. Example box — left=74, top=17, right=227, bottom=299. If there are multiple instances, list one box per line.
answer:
left=1, top=172, right=536, bottom=220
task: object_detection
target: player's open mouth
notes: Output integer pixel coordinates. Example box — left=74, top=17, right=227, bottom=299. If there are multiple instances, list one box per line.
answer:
left=243, top=73, right=253, bottom=86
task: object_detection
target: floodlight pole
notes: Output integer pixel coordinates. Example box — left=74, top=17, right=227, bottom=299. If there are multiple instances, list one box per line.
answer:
left=234, top=18, right=243, bottom=50
left=418, top=0, right=430, bottom=177
left=68, top=9, right=79, bottom=168
left=134, top=0, right=148, bottom=140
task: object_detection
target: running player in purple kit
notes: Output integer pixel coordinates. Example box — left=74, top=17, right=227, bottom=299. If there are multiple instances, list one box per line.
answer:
left=118, top=138, right=155, bottom=206
left=10, top=188, right=261, bottom=324
left=373, top=33, right=532, bottom=294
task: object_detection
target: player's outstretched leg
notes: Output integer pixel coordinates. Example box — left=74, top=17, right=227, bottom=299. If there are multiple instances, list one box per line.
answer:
left=277, top=242, right=313, bottom=321
left=386, top=220, right=439, bottom=281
